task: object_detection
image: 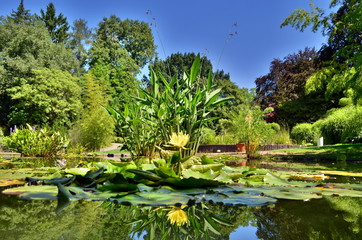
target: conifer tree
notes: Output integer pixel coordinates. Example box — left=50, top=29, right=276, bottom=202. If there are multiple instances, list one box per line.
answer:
left=10, top=0, right=31, bottom=23
left=40, top=2, right=69, bottom=43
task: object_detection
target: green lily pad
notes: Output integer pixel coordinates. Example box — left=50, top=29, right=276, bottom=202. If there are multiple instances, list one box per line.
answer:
left=190, top=164, right=224, bottom=173
left=163, top=177, right=224, bottom=188
left=64, top=168, right=90, bottom=176
left=318, top=170, right=362, bottom=177
left=2, top=185, right=58, bottom=200
left=182, top=169, right=219, bottom=180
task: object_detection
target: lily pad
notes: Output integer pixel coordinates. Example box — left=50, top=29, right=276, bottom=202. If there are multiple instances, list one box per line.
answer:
left=2, top=185, right=58, bottom=200
left=318, top=170, right=362, bottom=177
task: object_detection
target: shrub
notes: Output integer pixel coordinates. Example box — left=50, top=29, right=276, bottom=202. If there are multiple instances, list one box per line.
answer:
left=3, top=125, right=68, bottom=157
left=200, top=128, right=216, bottom=144
left=72, top=73, right=115, bottom=151
left=313, top=105, right=362, bottom=144
left=268, top=127, right=292, bottom=144
left=291, top=123, right=315, bottom=144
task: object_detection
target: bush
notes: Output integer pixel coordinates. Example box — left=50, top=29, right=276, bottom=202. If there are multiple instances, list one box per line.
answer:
left=200, top=128, right=216, bottom=144
left=72, top=73, right=115, bottom=151
left=269, top=127, right=292, bottom=144
left=3, top=125, right=68, bottom=157
left=291, top=123, right=315, bottom=144
left=313, top=105, right=362, bottom=144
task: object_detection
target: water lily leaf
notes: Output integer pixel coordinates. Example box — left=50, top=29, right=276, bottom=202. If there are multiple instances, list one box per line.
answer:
left=98, top=183, right=138, bottom=192
left=155, top=166, right=178, bottom=178
left=127, top=169, right=163, bottom=182
left=2, top=185, right=58, bottom=200
left=288, top=174, right=329, bottom=181
left=64, top=168, right=90, bottom=176
left=263, top=173, right=292, bottom=186
left=314, top=184, right=362, bottom=197
left=318, top=170, right=362, bottom=177
left=182, top=169, right=219, bottom=180
left=140, top=163, right=157, bottom=171
left=243, top=169, right=268, bottom=177
left=190, top=164, right=224, bottom=173
left=214, top=172, right=233, bottom=183
left=0, top=179, right=25, bottom=187
left=222, top=166, right=249, bottom=173
left=163, top=177, right=224, bottom=188
left=225, top=172, right=245, bottom=180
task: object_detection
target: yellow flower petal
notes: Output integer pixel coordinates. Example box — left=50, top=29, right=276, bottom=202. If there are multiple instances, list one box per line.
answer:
left=169, top=132, right=190, bottom=149
left=167, top=207, right=188, bottom=226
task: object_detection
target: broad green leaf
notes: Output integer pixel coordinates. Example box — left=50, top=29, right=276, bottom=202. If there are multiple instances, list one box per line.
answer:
left=190, top=164, right=224, bottom=173
left=2, top=185, right=58, bottom=200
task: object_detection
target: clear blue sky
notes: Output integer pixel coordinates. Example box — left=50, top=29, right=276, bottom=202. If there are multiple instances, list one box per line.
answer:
left=1, top=0, right=331, bottom=89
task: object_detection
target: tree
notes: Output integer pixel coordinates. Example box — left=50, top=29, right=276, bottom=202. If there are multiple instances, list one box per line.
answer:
left=255, top=47, right=320, bottom=108
left=0, top=18, right=78, bottom=128
left=7, top=68, right=82, bottom=128
left=68, top=18, right=92, bottom=74
left=151, top=52, right=213, bottom=81
left=39, top=2, right=70, bottom=43
left=94, top=15, right=156, bottom=68
left=73, top=73, right=115, bottom=151
left=254, top=48, right=329, bottom=125
left=9, top=0, right=31, bottom=24
left=281, top=0, right=362, bottom=102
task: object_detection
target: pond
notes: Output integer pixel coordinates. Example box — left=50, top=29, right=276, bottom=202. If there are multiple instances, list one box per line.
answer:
left=0, top=157, right=361, bottom=240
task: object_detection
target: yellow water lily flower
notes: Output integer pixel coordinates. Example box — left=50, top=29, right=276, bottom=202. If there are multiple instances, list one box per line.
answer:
left=166, top=205, right=188, bottom=226
left=169, top=132, right=190, bottom=149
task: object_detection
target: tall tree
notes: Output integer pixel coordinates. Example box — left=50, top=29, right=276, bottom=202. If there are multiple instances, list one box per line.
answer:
left=281, top=0, right=362, bottom=102
left=40, top=2, right=70, bottom=43
left=94, top=15, right=156, bottom=68
left=151, top=52, right=213, bottom=81
left=7, top=68, right=82, bottom=128
left=9, top=0, right=31, bottom=24
left=68, top=18, right=93, bottom=74
left=255, top=47, right=321, bottom=108
left=73, top=73, right=115, bottom=151
left=254, top=48, right=332, bottom=125
left=0, top=18, right=77, bottom=128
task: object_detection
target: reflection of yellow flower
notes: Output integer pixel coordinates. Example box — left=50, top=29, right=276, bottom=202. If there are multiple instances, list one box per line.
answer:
left=169, top=132, right=190, bottom=149
left=166, top=205, right=188, bottom=226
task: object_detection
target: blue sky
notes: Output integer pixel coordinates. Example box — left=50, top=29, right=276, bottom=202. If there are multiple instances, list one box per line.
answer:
left=1, top=0, right=331, bottom=89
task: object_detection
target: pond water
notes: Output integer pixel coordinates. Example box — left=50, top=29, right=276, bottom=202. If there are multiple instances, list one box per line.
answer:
left=0, top=157, right=361, bottom=240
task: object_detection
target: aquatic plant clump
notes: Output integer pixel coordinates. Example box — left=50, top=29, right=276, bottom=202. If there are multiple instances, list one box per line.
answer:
left=1, top=158, right=361, bottom=207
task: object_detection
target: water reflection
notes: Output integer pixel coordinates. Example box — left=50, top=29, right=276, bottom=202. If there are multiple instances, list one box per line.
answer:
left=0, top=193, right=361, bottom=240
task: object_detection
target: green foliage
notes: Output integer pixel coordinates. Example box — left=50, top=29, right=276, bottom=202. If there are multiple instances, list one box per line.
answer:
left=312, top=105, right=362, bottom=144
left=94, top=15, right=156, bottom=68
left=282, top=0, right=362, bottom=102
left=106, top=103, right=157, bottom=158
left=90, top=60, right=139, bottom=110
left=72, top=73, right=115, bottom=151
left=7, top=68, right=82, bottom=128
left=0, top=18, right=78, bottom=127
left=228, top=105, right=276, bottom=156
left=39, top=2, right=70, bottom=43
left=9, top=0, right=32, bottom=24
left=68, top=18, right=92, bottom=75
left=255, top=47, right=321, bottom=109
left=3, top=124, right=68, bottom=157
left=200, top=128, right=216, bottom=144
left=136, top=55, right=232, bottom=155
left=291, top=123, right=316, bottom=144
